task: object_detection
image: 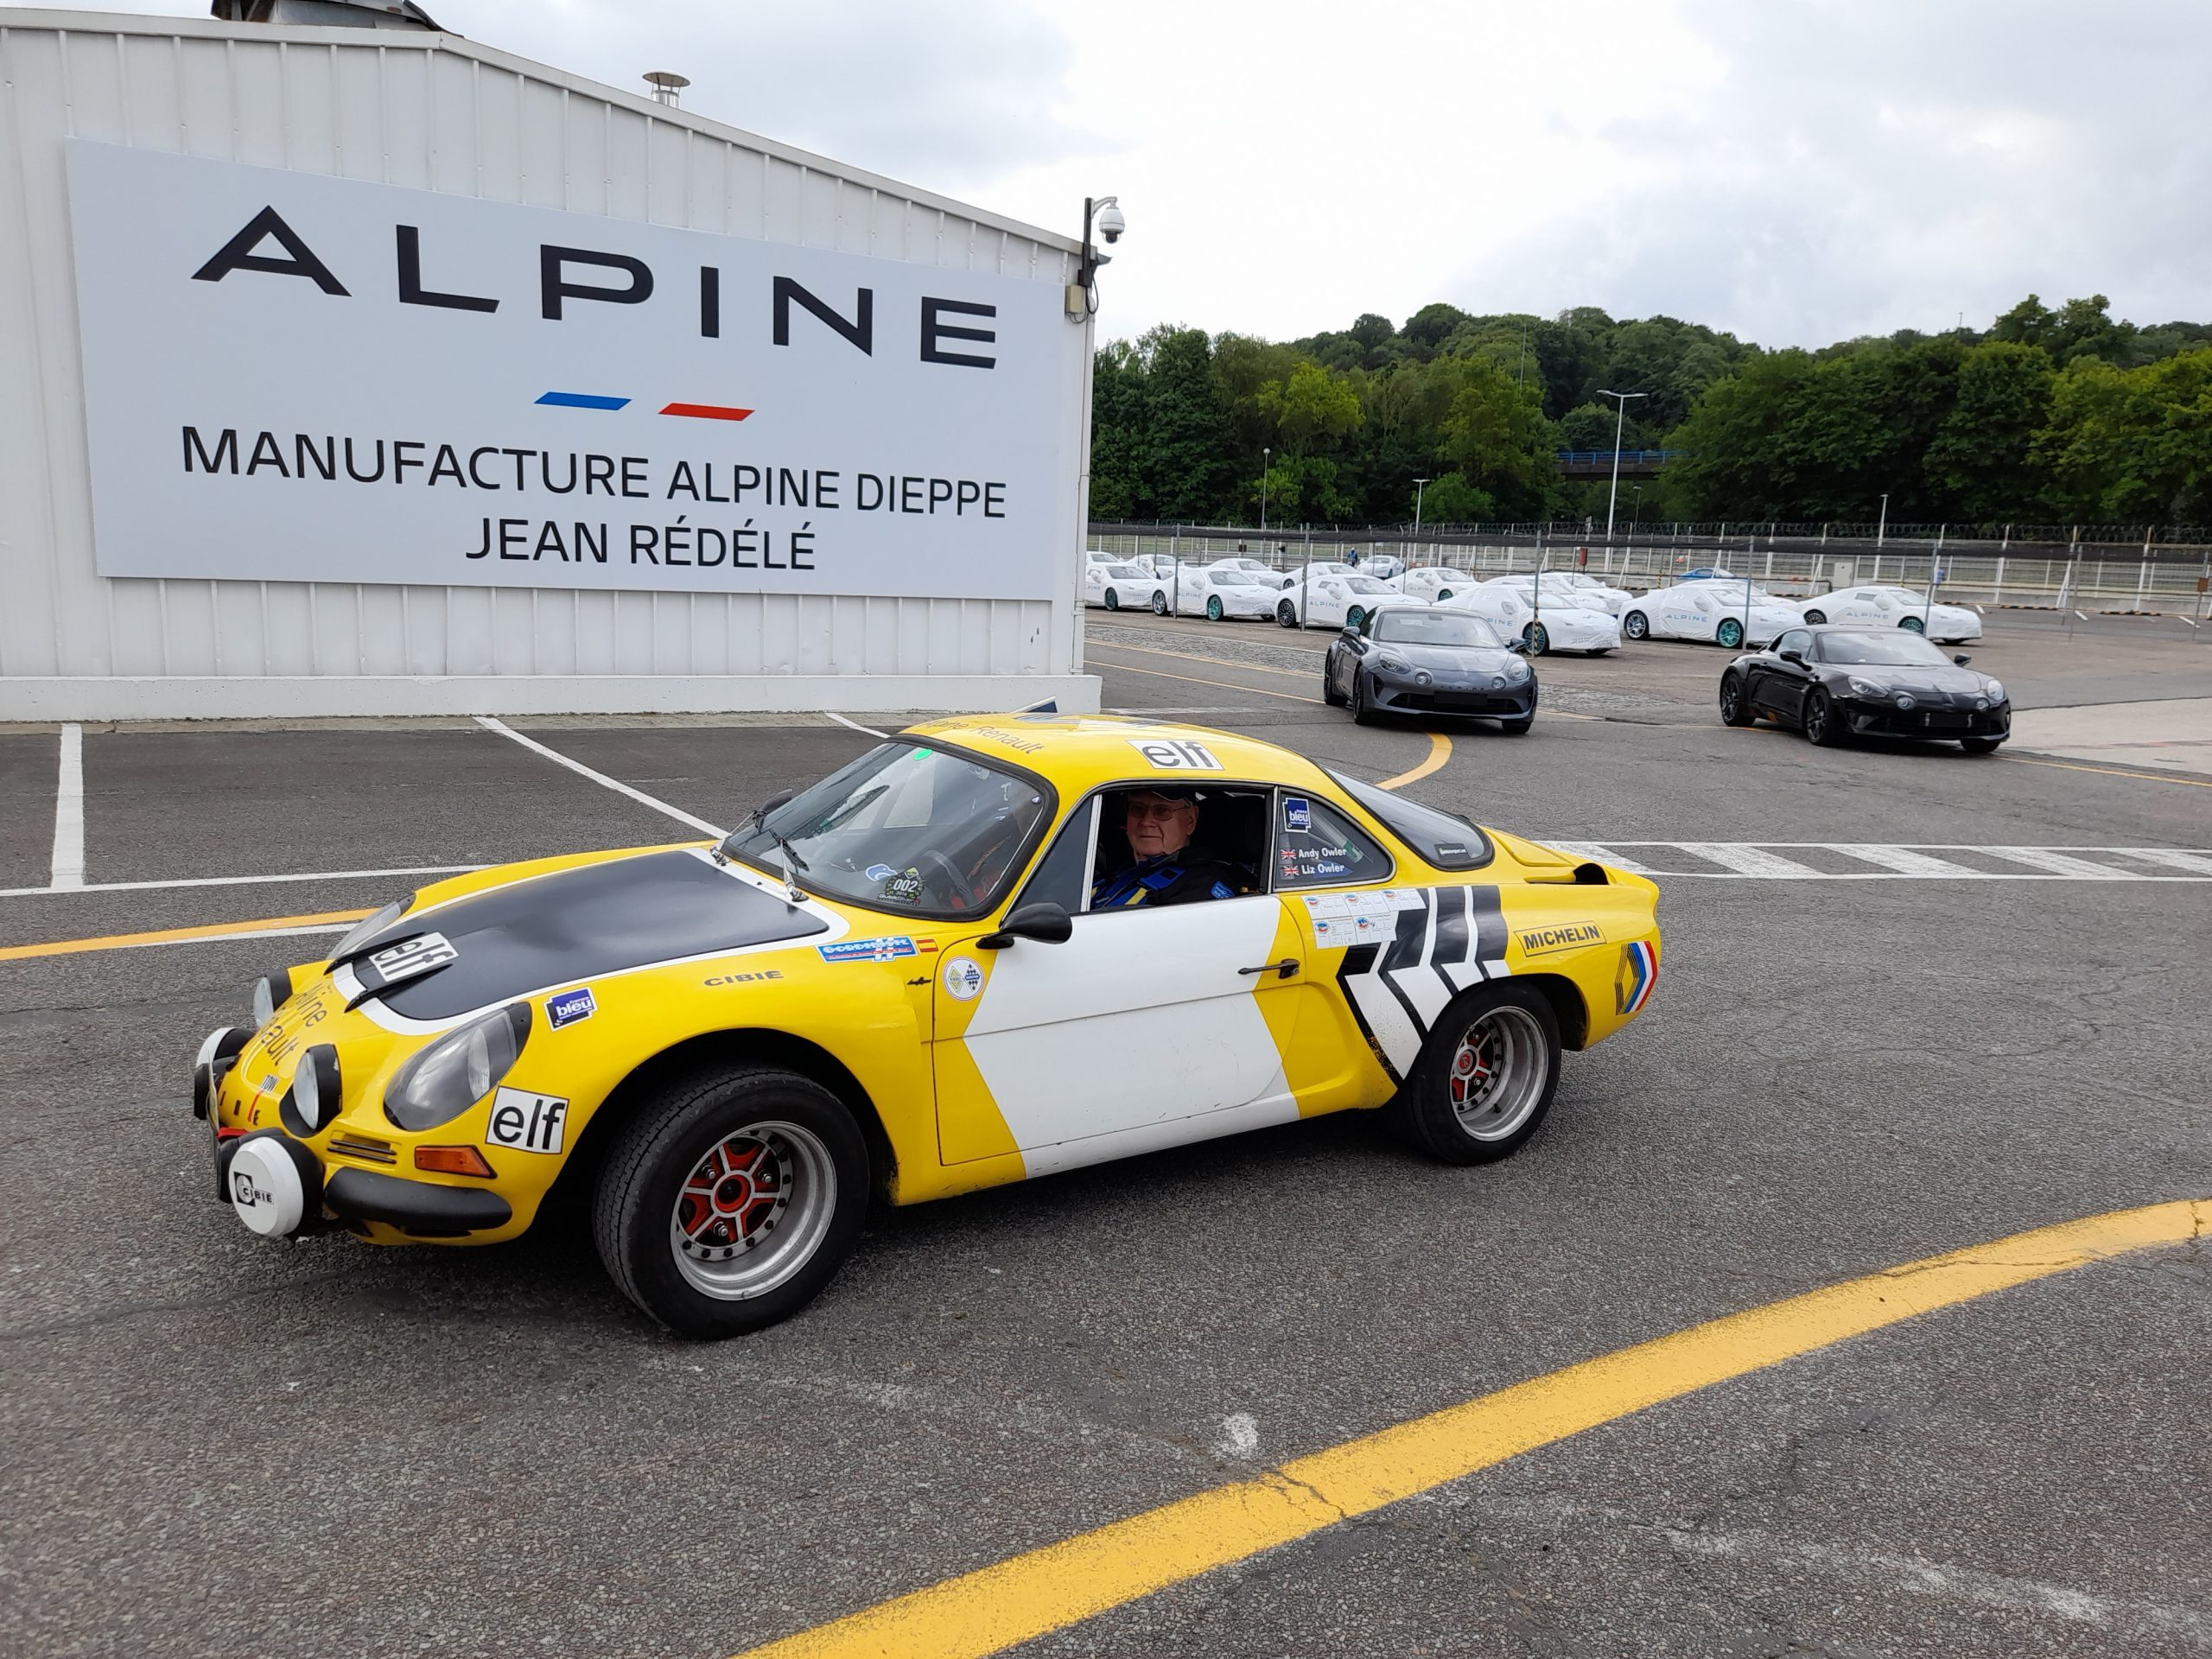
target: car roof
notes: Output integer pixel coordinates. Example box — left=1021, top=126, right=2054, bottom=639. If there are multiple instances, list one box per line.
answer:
left=902, top=714, right=1338, bottom=792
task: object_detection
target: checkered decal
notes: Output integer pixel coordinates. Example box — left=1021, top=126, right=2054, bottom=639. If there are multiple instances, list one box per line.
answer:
left=1333, top=886, right=1509, bottom=1083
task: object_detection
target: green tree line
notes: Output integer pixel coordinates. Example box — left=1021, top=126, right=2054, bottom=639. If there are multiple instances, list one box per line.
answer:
left=1089, top=295, right=2212, bottom=527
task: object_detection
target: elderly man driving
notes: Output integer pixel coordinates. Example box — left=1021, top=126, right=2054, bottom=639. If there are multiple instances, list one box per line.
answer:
left=1090, top=786, right=1253, bottom=907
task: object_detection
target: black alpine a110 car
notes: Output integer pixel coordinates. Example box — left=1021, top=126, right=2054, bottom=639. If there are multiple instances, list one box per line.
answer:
left=1324, top=605, right=1537, bottom=732
left=1719, top=624, right=2012, bottom=752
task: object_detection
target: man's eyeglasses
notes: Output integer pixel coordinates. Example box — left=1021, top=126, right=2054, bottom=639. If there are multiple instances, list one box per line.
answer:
left=1125, top=798, right=1192, bottom=821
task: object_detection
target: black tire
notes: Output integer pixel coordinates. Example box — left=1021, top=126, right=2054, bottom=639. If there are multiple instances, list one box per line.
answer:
left=1623, top=610, right=1649, bottom=641
left=1961, top=736, right=2004, bottom=755
left=1715, top=617, right=1745, bottom=650
left=1437, top=588, right=1453, bottom=601
left=1150, top=592, right=1168, bottom=615
left=1522, top=621, right=1549, bottom=656
left=1322, top=656, right=1347, bottom=706
left=1719, top=672, right=1755, bottom=726
left=1804, top=688, right=1844, bottom=747
left=1804, top=608, right=1827, bottom=625
left=1206, top=595, right=1224, bottom=621
left=1104, top=588, right=1120, bottom=611
left=1497, top=715, right=1533, bottom=736
left=1349, top=670, right=1376, bottom=725
left=1387, top=983, right=1560, bottom=1165
left=594, top=1066, right=868, bottom=1338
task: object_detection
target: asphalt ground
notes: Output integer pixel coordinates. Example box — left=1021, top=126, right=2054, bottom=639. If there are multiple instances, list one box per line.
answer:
left=2, top=613, right=2208, bottom=1659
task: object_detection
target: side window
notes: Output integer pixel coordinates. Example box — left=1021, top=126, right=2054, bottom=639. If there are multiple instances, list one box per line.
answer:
left=1088, top=785, right=1271, bottom=910
left=1017, top=798, right=1098, bottom=914
left=1357, top=609, right=1380, bottom=638
left=1274, top=791, right=1393, bottom=890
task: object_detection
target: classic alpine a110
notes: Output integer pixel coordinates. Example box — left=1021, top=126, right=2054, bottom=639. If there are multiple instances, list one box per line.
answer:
left=194, top=715, right=1662, bottom=1338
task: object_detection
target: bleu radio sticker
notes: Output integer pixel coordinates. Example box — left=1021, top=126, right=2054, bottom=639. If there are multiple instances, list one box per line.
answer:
left=1283, top=795, right=1312, bottom=833
left=546, top=987, right=597, bottom=1028
left=818, top=936, right=917, bottom=963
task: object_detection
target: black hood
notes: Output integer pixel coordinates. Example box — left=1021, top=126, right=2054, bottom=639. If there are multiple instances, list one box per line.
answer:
left=365, top=849, right=828, bottom=1021
left=1826, top=664, right=1989, bottom=696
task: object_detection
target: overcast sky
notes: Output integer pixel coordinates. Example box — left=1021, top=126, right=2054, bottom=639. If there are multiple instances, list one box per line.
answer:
left=53, top=0, right=2212, bottom=350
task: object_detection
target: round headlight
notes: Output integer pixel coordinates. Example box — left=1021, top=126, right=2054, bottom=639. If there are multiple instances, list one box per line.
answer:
left=328, top=898, right=411, bottom=964
left=1984, top=680, right=2004, bottom=702
left=385, top=1003, right=532, bottom=1132
left=250, top=971, right=289, bottom=1028
left=1895, top=694, right=1916, bottom=711
left=1506, top=657, right=1531, bottom=680
left=282, top=1044, right=341, bottom=1136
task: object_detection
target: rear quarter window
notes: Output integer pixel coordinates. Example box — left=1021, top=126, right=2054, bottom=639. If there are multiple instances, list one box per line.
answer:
left=1324, top=772, right=1494, bottom=872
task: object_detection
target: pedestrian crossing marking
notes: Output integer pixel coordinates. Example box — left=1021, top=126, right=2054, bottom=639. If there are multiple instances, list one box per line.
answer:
left=1541, top=843, right=2212, bottom=880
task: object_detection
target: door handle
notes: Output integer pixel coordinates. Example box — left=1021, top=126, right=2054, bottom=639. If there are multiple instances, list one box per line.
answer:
left=1239, top=958, right=1300, bottom=981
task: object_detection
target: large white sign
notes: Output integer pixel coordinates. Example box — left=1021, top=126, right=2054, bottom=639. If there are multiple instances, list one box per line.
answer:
left=65, top=142, right=1076, bottom=601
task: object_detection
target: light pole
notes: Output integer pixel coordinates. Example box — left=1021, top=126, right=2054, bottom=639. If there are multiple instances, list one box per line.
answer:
left=1598, top=389, right=1648, bottom=544
left=1876, top=493, right=1889, bottom=548
left=1408, top=478, right=1430, bottom=590
left=1260, top=446, right=1271, bottom=535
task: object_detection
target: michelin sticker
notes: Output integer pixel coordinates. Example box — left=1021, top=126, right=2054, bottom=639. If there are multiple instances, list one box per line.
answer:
left=546, top=987, right=596, bottom=1029
left=818, top=936, right=918, bottom=963
left=942, top=956, right=985, bottom=1001
left=1128, top=738, right=1221, bottom=772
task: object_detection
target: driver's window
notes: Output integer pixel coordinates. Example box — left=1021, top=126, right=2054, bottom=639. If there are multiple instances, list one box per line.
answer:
left=1087, top=785, right=1270, bottom=911
left=1357, top=609, right=1380, bottom=638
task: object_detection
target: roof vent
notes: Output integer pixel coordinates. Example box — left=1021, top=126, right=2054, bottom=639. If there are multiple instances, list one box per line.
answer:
left=644, top=71, right=690, bottom=107
left=210, top=1, right=447, bottom=31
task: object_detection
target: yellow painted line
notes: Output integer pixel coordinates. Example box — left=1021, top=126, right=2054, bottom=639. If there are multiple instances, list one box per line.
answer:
left=0, top=908, right=372, bottom=963
left=1090, top=658, right=1325, bottom=706
left=2002, top=754, right=2212, bottom=789
left=1377, top=729, right=1451, bottom=791
left=731, top=1198, right=2208, bottom=1659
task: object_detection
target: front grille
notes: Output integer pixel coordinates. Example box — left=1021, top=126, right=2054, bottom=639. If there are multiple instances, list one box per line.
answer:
left=1388, top=689, right=1520, bottom=713
left=327, top=1134, right=397, bottom=1166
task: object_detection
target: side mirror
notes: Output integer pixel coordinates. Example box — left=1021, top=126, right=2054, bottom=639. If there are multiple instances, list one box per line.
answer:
left=1341, top=624, right=1362, bottom=639
left=1504, top=639, right=1528, bottom=656
left=978, top=900, right=1074, bottom=950
left=1953, top=653, right=1971, bottom=667
left=1779, top=648, right=1805, bottom=664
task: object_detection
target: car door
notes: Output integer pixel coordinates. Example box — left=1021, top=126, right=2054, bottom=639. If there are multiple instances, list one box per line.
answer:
left=1754, top=628, right=1815, bottom=720
left=931, top=788, right=1313, bottom=1175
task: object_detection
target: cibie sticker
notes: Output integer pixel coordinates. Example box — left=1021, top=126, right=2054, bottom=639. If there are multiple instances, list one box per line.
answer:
left=818, top=936, right=917, bottom=963
left=1283, top=795, right=1312, bottom=833
left=942, top=956, right=985, bottom=1001
left=1128, top=738, right=1221, bottom=772
left=485, top=1087, right=568, bottom=1155
left=545, top=987, right=596, bottom=1028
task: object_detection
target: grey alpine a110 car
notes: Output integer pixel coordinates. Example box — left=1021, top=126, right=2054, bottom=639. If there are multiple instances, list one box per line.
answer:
left=1719, top=624, right=2011, bottom=751
left=1323, top=605, right=1537, bottom=733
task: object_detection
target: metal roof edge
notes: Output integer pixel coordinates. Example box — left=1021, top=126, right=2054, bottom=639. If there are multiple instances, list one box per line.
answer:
left=0, top=6, right=1084, bottom=257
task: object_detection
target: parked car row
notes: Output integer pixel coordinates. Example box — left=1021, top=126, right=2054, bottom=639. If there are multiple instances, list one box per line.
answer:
left=1084, top=555, right=1986, bottom=652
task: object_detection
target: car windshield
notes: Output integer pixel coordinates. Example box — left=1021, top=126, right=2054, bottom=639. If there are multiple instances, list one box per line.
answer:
left=1818, top=631, right=1953, bottom=666
left=1213, top=571, right=1253, bottom=587
left=1372, top=612, right=1503, bottom=648
left=1342, top=576, right=1394, bottom=594
left=722, top=741, right=1052, bottom=916
left=1105, top=564, right=1144, bottom=577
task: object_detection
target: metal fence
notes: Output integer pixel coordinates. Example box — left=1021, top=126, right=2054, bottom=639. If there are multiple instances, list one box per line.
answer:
left=1085, top=524, right=2212, bottom=617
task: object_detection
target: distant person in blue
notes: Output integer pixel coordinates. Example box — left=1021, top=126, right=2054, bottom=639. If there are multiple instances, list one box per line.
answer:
left=1344, top=548, right=1362, bottom=568
left=1090, top=787, right=1255, bottom=907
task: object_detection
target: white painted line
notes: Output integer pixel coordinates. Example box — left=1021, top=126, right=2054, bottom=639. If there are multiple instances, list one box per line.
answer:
left=825, top=710, right=892, bottom=740
left=2107, top=847, right=2212, bottom=874
left=473, top=716, right=723, bottom=838
left=1977, top=846, right=2145, bottom=879
left=96, top=922, right=354, bottom=954
left=0, top=863, right=482, bottom=902
left=1673, top=842, right=1825, bottom=878
left=1821, top=844, right=1978, bottom=876
left=1545, top=842, right=1653, bottom=873
left=48, top=723, right=84, bottom=891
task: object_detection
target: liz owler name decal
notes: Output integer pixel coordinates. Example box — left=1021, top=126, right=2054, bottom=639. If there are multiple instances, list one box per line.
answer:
left=64, top=142, right=1077, bottom=601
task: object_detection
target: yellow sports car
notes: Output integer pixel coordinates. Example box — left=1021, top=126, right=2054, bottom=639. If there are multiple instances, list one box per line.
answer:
left=194, top=715, right=1662, bottom=1338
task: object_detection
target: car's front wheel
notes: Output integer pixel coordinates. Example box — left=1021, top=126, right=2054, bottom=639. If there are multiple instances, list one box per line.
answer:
left=1804, top=688, right=1844, bottom=747
left=1104, top=588, right=1121, bottom=611
left=1803, top=608, right=1827, bottom=625
left=594, top=1065, right=868, bottom=1338
left=1349, top=670, right=1375, bottom=725
left=1277, top=600, right=1300, bottom=629
left=1150, top=592, right=1168, bottom=615
left=1715, top=618, right=1745, bottom=650
left=1522, top=622, right=1549, bottom=655
left=1322, top=657, right=1347, bottom=706
left=1497, top=715, right=1532, bottom=736
left=1961, top=736, right=2004, bottom=755
left=1437, top=588, right=1453, bottom=601
left=1622, top=610, right=1649, bottom=640
left=1206, top=595, right=1224, bottom=621
left=1346, top=605, right=1367, bottom=631
left=1719, top=672, right=1755, bottom=726
left=1388, top=984, right=1560, bottom=1164
left=1900, top=614, right=1926, bottom=633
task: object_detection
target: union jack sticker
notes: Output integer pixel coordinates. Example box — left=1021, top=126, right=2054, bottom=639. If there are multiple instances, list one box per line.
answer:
left=1614, top=939, right=1658, bottom=1016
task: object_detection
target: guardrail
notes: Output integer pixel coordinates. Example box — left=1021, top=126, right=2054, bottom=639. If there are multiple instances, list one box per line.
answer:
left=1084, top=530, right=2212, bottom=617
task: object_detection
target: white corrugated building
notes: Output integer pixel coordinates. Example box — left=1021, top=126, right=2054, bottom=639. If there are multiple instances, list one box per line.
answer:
left=0, top=5, right=1100, bottom=718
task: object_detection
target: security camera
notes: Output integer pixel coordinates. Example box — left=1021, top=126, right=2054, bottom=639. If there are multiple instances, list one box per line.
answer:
left=1095, top=198, right=1126, bottom=244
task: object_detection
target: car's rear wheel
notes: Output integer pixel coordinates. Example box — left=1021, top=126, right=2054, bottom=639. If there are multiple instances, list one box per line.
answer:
left=1150, top=592, right=1168, bottom=615
left=1437, top=588, right=1453, bottom=601
left=1522, top=622, right=1549, bottom=655
left=1346, top=605, right=1367, bottom=631
left=1804, top=689, right=1844, bottom=747
left=1623, top=610, right=1649, bottom=640
left=594, top=1065, right=868, bottom=1338
left=1206, top=595, right=1224, bottom=621
left=1277, top=599, right=1300, bottom=629
left=1388, top=984, right=1560, bottom=1164
left=1719, top=672, right=1755, bottom=726
left=1804, top=608, right=1827, bottom=625
left=1715, top=618, right=1745, bottom=649
left=1961, top=736, right=2004, bottom=755
left=1900, top=614, right=1926, bottom=633
left=1104, top=588, right=1120, bottom=611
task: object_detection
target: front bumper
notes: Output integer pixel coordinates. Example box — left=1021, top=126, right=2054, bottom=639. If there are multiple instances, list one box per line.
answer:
left=1840, top=699, right=2011, bottom=738
left=1371, top=674, right=1537, bottom=717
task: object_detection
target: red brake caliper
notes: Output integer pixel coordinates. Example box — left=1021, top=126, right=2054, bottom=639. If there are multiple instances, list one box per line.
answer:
left=1450, top=1028, right=1492, bottom=1109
